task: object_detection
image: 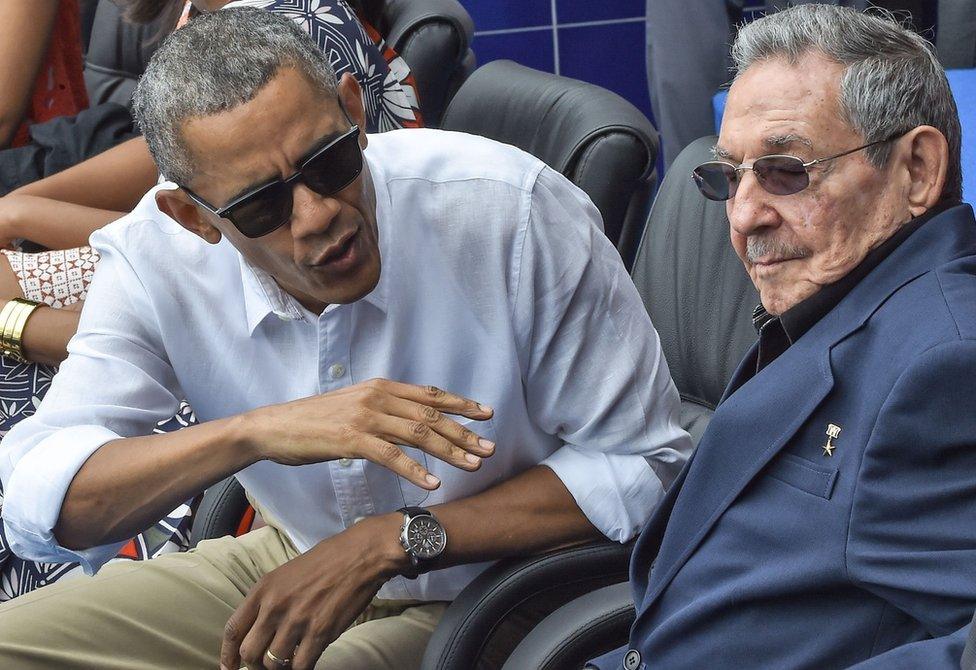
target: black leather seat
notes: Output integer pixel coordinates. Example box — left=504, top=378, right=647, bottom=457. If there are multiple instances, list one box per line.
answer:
left=964, top=610, right=976, bottom=670
left=440, top=60, right=659, bottom=270
left=83, top=0, right=475, bottom=126
left=423, top=136, right=758, bottom=669
left=365, top=0, right=476, bottom=127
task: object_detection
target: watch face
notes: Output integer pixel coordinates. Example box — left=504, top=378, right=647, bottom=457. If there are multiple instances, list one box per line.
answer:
left=406, top=516, right=446, bottom=559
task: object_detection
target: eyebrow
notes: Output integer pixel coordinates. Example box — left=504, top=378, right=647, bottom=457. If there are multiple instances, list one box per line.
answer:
left=712, top=144, right=734, bottom=160
left=763, top=133, right=814, bottom=152
left=711, top=133, right=815, bottom=163
left=222, top=128, right=347, bottom=204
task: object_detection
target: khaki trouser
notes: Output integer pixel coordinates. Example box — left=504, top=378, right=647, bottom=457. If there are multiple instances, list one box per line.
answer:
left=0, top=526, right=447, bottom=669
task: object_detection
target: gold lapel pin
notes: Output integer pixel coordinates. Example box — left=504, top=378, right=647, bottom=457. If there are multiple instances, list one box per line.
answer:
left=822, top=423, right=841, bottom=457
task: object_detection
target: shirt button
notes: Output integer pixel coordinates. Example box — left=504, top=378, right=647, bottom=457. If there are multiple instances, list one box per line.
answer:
left=338, top=458, right=352, bottom=467
left=623, top=650, right=642, bottom=670
left=329, top=363, right=346, bottom=379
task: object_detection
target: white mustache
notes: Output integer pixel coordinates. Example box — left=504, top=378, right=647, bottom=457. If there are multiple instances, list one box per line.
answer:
left=746, top=236, right=811, bottom=263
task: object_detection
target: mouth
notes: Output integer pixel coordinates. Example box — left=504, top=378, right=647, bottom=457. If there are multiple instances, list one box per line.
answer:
left=752, top=256, right=793, bottom=267
left=309, top=228, right=359, bottom=269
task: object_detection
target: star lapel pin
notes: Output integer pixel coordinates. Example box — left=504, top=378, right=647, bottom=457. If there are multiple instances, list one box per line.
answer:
left=822, top=423, right=841, bottom=457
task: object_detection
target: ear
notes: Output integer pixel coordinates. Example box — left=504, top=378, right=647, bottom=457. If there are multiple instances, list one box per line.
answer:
left=155, top=189, right=222, bottom=245
left=338, top=72, right=368, bottom=150
left=894, top=125, right=949, bottom=217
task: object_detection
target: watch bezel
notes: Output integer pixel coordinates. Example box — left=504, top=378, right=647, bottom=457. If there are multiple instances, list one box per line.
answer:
left=398, top=509, right=447, bottom=576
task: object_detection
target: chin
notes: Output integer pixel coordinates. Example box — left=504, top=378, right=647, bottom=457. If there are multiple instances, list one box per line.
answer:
left=311, top=260, right=381, bottom=305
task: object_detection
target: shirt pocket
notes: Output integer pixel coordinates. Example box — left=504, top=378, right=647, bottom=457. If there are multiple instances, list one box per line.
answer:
left=765, top=452, right=838, bottom=500
left=396, top=415, right=497, bottom=507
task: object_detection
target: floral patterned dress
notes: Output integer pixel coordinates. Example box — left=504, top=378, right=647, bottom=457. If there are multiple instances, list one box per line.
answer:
left=223, top=0, right=424, bottom=131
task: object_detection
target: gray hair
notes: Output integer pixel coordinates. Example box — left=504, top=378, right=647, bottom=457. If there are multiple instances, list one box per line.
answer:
left=132, top=7, right=338, bottom=185
left=731, top=5, right=963, bottom=204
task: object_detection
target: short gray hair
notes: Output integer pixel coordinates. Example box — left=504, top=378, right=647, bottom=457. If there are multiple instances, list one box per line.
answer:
left=132, top=7, right=338, bottom=185
left=731, top=5, right=962, bottom=204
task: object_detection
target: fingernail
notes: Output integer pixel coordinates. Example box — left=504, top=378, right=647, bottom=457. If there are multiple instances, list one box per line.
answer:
left=479, top=438, right=495, bottom=453
left=426, top=473, right=440, bottom=486
left=478, top=403, right=493, bottom=413
left=465, top=453, right=481, bottom=465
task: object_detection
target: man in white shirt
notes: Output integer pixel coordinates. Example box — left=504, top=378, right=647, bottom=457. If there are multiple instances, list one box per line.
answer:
left=0, top=9, right=690, bottom=670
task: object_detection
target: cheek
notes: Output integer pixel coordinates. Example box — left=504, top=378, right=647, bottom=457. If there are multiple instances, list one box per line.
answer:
left=730, top=229, right=748, bottom=261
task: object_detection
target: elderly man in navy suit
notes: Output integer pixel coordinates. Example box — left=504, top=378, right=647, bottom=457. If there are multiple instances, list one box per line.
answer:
left=591, top=5, right=976, bottom=669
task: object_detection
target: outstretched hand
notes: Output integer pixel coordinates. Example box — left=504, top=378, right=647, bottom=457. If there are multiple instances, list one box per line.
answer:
left=241, top=378, right=495, bottom=490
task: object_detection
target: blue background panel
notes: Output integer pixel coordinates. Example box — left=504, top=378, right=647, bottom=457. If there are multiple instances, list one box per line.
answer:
left=556, top=0, right=645, bottom=25
left=471, top=28, right=556, bottom=74
left=461, top=1, right=653, bottom=130
left=558, top=20, right=651, bottom=119
left=464, top=0, right=550, bottom=32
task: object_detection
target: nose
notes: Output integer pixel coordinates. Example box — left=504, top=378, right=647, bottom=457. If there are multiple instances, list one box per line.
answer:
left=289, top=181, right=341, bottom=240
left=727, top=169, right=781, bottom=238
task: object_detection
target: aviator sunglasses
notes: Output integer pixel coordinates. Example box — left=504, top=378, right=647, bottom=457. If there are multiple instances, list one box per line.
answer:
left=692, top=133, right=903, bottom=202
left=181, top=124, right=363, bottom=238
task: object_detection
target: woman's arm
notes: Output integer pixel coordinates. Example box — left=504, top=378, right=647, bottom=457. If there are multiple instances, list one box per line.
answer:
left=0, top=2, right=60, bottom=148
left=0, top=254, right=80, bottom=366
left=0, top=195, right=123, bottom=250
left=13, top=136, right=159, bottom=211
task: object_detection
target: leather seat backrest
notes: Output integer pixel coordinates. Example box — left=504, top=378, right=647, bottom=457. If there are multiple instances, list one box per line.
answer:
left=630, top=135, right=758, bottom=443
left=375, top=0, right=476, bottom=127
left=440, top=60, right=659, bottom=269
left=84, top=0, right=168, bottom=108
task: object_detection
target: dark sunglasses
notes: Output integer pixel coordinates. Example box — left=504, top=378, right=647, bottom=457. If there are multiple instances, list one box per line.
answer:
left=181, top=125, right=363, bottom=238
left=692, top=134, right=902, bottom=202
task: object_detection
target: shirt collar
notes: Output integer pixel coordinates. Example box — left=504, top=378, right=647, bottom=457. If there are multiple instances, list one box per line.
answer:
left=753, top=203, right=947, bottom=341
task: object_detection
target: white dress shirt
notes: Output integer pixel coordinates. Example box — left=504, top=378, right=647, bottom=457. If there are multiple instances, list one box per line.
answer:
left=0, top=129, right=691, bottom=601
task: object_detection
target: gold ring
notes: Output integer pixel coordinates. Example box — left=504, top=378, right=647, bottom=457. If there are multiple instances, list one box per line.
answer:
left=265, top=649, right=292, bottom=667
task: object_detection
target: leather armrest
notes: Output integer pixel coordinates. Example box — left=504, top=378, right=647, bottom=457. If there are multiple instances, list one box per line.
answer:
left=378, top=0, right=475, bottom=127
left=421, top=540, right=633, bottom=670
left=189, top=476, right=250, bottom=547
left=502, top=581, right=635, bottom=670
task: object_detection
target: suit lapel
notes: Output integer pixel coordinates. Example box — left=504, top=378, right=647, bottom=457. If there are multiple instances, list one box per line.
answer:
left=639, top=335, right=834, bottom=609
left=634, top=204, right=976, bottom=616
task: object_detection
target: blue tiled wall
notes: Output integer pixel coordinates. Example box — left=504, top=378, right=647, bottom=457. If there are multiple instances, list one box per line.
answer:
left=462, top=1, right=768, bottom=142
left=463, top=1, right=653, bottom=120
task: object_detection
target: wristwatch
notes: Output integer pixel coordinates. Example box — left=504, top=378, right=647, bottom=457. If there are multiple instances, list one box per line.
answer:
left=397, top=506, right=447, bottom=578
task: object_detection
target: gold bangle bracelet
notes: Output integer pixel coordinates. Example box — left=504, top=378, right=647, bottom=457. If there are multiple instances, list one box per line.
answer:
left=0, top=298, right=42, bottom=363
left=0, top=300, right=22, bottom=355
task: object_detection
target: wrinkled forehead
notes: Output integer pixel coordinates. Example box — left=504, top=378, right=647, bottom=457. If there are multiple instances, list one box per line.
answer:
left=718, top=53, right=857, bottom=160
left=180, top=67, right=345, bottom=200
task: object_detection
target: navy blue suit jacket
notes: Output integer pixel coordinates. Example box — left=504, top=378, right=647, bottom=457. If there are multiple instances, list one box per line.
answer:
left=593, top=204, right=976, bottom=669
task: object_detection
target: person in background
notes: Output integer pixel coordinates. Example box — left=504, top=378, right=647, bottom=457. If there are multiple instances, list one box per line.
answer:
left=0, top=1, right=88, bottom=151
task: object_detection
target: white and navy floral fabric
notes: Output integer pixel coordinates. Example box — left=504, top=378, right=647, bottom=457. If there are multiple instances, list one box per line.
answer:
left=223, top=0, right=424, bottom=131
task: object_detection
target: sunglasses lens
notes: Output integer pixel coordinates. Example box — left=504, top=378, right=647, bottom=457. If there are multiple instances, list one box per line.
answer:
left=303, top=131, right=363, bottom=197
left=752, top=156, right=809, bottom=196
left=693, top=163, right=737, bottom=201
left=226, top=182, right=293, bottom=238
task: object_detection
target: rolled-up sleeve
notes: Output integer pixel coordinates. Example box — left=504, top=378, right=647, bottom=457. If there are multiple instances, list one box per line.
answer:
left=514, top=167, right=692, bottom=542
left=0, top=223, right=181, bottom=573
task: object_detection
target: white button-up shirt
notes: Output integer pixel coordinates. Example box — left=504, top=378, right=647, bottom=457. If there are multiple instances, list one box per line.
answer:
left=0, top=129, right=691, bottom=601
